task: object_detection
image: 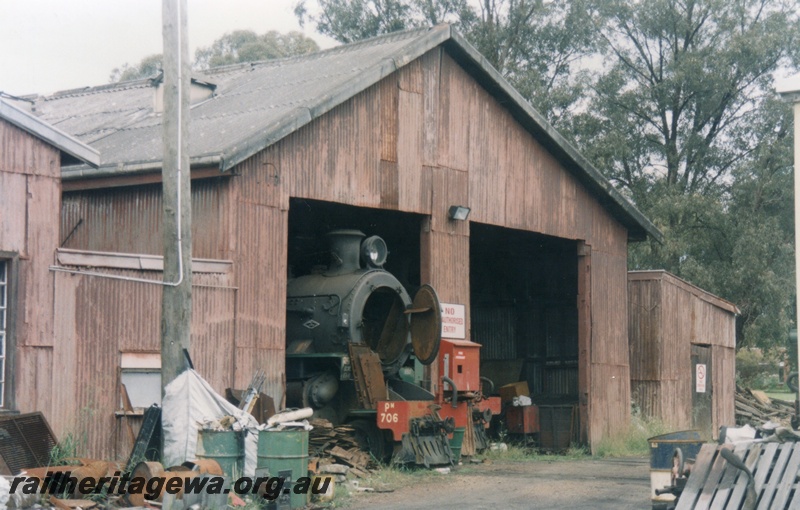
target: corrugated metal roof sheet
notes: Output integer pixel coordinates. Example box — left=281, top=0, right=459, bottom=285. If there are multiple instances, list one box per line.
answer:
left=29, top=24, right=660, bottom=241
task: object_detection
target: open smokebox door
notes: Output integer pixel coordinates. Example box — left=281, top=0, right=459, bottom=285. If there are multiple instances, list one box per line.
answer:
left=408, top=284, right=442, bottom=366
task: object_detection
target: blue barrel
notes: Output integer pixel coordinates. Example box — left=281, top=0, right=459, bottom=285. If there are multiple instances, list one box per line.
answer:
left=648, top=430, right=704, bottom=505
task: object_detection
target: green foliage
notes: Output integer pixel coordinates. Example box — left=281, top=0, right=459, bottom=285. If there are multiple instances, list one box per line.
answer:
left=110, top=31, right=319, bottom=82
left=296, top=0, right=597, bottom=124
left=580, top=0, right=799, bottom=349
left=736, top=348, right=783, bottom=389
left=194, top=30, right=319, bottom=70
left=109, top=53, right=163, bottom=82
left=48, top=432, right=86, bottom=466
left=594, top=414, right=671, bottom=458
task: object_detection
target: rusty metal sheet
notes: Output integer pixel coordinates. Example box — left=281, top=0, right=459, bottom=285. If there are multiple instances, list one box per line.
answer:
left=349, top=344, right=387, bottom=409
left=409, top=284, right=441, bottom=365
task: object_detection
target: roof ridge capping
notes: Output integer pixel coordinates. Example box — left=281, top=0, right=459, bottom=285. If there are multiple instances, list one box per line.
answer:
left=203, top=25, right=438, bottom=76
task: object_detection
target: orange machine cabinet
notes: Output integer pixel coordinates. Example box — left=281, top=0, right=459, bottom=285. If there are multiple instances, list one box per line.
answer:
left=439, top=339, right=481, bottom=393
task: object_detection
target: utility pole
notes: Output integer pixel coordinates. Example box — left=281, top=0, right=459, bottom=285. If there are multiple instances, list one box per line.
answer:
left=161, top=0, right=192, bottom=395
left=779, top=79, right=800, bottom=418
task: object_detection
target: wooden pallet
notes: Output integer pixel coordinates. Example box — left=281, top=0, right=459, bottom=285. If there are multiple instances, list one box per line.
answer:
left=676, top=442, right=800, bottom=509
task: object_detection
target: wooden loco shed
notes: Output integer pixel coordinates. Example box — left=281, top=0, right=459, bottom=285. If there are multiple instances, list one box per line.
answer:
left=4, top=25, right=660, bottom=457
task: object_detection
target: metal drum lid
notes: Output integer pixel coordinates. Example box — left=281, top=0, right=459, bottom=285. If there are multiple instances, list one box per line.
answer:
left=408, top=284, right=442, bottom=365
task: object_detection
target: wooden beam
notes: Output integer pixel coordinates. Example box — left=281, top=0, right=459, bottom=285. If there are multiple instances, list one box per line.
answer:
left=62, top=166, right=227, bottom=192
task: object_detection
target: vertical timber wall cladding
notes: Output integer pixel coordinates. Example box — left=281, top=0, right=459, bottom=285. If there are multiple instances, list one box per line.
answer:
left=51, top=47, right=636, bottom=453
left=0, top=119, right=62, bottom=415
left=628, top=271, right=737, bottom=436
left=238, top=48, right=633, bottom=448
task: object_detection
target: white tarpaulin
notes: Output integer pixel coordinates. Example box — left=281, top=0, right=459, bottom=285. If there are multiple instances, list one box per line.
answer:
left=162, top=369, right=259, bottom=475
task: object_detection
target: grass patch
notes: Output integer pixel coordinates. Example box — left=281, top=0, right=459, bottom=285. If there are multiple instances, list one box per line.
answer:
left=594, top=415, right=671, bottom=458
left=765, top=391, right=794, bottom=403
left=49, top=432, right=85, bottom=466
left=475, top=442, right=590, bottom=463
left=329, top=463, right=440, bottom=507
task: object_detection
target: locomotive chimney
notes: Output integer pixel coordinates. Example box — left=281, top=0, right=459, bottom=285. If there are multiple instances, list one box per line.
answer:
left=326, top=230, right=365, bottom=275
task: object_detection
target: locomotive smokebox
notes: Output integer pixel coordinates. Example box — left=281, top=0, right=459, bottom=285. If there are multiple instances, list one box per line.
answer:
left=286, top=230, right=413, bottom=372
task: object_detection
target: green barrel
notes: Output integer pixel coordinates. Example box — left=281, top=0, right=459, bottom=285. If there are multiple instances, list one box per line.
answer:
left=258, top=429, right=309, bottom=509
left=450, top=427, right=465, bottom=463
left=196, top=430, right=244, bottom=480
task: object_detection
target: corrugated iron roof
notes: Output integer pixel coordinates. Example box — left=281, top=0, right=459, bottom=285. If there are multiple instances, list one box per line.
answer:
left=30, top=24, right=660, bottom=241
left=0, top=98, right=99, bottom=167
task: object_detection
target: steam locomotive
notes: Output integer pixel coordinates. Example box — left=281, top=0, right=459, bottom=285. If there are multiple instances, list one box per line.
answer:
left=285, top=230, right=499, bottom=465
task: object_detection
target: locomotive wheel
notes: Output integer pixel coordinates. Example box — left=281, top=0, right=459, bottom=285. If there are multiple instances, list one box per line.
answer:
left=349, top=419, right=391, bottom=463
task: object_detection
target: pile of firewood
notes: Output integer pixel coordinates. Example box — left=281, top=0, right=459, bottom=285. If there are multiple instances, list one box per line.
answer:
left=735, top=386, right=795, bottom=426
left=308, top=419, right=375, bottom=482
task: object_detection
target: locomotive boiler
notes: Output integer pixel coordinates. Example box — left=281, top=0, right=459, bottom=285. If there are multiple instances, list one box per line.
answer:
left=285, top=229, right=499, bottom=465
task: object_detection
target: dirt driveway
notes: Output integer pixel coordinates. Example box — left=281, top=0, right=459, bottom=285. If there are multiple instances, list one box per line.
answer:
left=343, top=457, right=652, bottom=509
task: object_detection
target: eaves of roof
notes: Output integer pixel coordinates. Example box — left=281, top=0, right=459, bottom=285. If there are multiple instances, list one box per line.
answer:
left=0, top=99, right=99, bottom=167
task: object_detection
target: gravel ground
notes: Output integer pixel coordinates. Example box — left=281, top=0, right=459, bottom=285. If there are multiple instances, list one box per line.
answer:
left=342, top=457, right=652, bottom=509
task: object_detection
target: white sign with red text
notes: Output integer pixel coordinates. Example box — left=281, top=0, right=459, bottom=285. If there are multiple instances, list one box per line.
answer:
left=696, top=363, right=707, bottom=393
left=440, top=303, right=466, bottom=339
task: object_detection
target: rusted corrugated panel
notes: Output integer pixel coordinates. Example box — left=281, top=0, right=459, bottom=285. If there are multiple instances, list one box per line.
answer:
left=628, top=278, right=662, bottom=380
left=421, top=49, right=440, bottom=167
left=46, top=268, right=235, bottom=459
left=380, top=75, right=399, bottom=163
left=631, top=380, right=661, bottom=421
left=17, top=175, right=60, bottom=347
left=590, top=250, right=629, bottom=366
left=233, top=202, right=287, bottom=404
left=275, top=85, right=383, bottom=210
left=544, top=367, right=578, bottom=396
left=589, top=363, right=630, bottom=446
left=437, top=53, right=471, bottom=172
left=0, top=119, right=59, bottom=178
left=397, top=89, right=425, bottom=213
left=0, top=172, right=27, bottom=252
left=60, top=179, right=230, bottom=260
left=472, top=306, right=516, bottom=360
left=420, top=228, right=470, bottom=348
left=14, top=346, right=53, bottom=418
left=429, top=166, right=467, bottom=236
left=191, top=277, right=236, bottom=392
left=712, top=345, right=735, bottom=435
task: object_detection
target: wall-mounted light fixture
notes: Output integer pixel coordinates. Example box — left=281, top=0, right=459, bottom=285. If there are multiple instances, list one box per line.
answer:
left=447, top=205, right=471, bottom=221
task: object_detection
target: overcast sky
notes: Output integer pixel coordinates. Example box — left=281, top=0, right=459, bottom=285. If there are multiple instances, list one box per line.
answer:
left=1, top=1, right=798, bottom=97
left=0, top=0, right=337, bottom=96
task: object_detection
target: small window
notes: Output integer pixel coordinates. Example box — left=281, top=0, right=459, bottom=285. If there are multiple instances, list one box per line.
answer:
left=120, top=353, right=161, bottom=409
left=0, top=260, right=7, bottom=408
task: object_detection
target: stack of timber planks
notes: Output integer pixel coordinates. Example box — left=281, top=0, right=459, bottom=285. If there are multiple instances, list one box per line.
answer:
left=735, top=386, right=794, bottom=426
left=308, top=419, right=375, bottom=481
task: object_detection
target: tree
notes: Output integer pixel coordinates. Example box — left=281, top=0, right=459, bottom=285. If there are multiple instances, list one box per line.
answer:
left=194, top=30, right=319, bottom=70
left=110, top=31, right=319, bottom=82
left=109, top=54, right=163, bottom=82
left=295, top=0, right=596, bottom=124
left=581, top=0, right=799, bottom=348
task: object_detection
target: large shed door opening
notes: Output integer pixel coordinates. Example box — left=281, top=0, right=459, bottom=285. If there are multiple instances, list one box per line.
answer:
left=285, top=198, right=423, bottom=425
left=470, top=223, right=579, bottom=447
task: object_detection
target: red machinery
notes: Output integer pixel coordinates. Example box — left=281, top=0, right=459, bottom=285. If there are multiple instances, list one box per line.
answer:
left=377, top=338, right=501, bottom=466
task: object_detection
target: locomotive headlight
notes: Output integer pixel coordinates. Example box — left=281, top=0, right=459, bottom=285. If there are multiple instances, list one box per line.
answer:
left=360, top=236, right=388, bottom=268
